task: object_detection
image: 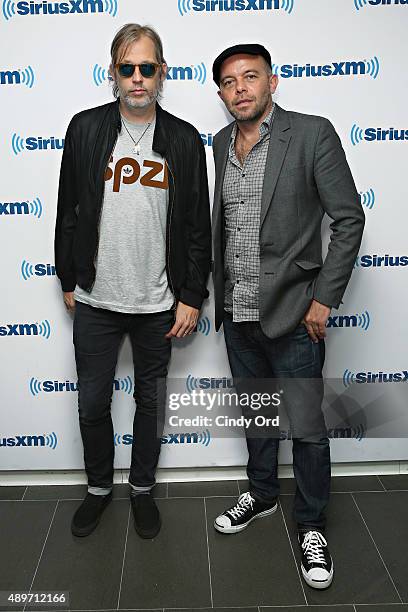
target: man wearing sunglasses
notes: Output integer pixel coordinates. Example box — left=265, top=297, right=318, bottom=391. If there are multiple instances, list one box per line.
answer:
left=54, top=24, right=211, bottom=539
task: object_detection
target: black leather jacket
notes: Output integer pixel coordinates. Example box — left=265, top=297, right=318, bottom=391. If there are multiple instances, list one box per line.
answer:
left=54, top=100, right=211, bottom=309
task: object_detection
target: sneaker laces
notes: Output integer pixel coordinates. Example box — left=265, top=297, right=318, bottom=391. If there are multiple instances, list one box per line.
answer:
left=227, top=492, right=255, bottom=520
left=301, top=531, right=328, bottom=565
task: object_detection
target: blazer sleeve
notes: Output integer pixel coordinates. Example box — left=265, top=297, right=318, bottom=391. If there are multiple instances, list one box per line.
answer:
left=178, top=129, right=212, bottom=309
left=54, top=118, right=78, bottom=292
left=312, top=117, right=365, bottom=309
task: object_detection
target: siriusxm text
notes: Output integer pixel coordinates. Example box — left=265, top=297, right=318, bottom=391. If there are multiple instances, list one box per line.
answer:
left=1, top=435, right=46, bottom=447
left=358, top=255, right=408, bottom=267
left=353, top=370, right=408, bottom=383
left=0, top=202, right=30, bottom=215
left=15, top=0, right=104, bottom=15
left=279, top=61, right=370, bottom=79
left=189, top=0, right=280, bottom=11
left=0, top=323, right=40, bottom=336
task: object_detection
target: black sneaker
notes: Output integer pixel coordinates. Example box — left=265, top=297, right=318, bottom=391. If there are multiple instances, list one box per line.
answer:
left=298, top=530, right=334, bottom=589
left=130, top=493, right=161, bottom=538
left=214, top=491, right=277, bottom=534
left=71, top=492, right=112, bottom=537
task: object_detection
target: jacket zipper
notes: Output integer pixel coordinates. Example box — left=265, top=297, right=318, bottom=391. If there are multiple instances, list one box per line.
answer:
left=88, top=133, right=118, bottom=292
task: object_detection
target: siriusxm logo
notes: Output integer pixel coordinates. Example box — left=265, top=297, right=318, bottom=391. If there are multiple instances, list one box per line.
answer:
left=271, top=57, right=379, bottom=80
left=114, top=430, right=211, bottom=446
left=351, top=124, right=408, bottom=145
left=186, top=375, right=233, bottom=392
left=0, top=198, right=43, bottom=219
left=200, top=133, right=213, bottom=147
left=167, top=63, right=207, bottom=84
left=355, top=254, right=408, bottom=268
left=2, top=0, right=117, bottom=20
left=92, top=62, right=207, bottom=86
left=21, top=260, right=55, bottom=280
left=354, top=0, right=407, bottom=10
left=0, top=431, right=58, bottom=449
left=177, top=0, right=294, bottom=16
left=343, top=368, right=408, bottom=387
left=11, top=134, right=64, bottom=155
left=360, top=188, right=375, bottom=210
left=327, top=311, right=371, bottom=331
left=280, top=425, right=365, bottom=441
left=0, top=320, right=51, bottom=339
left=0, top=66, right=35, bottom=87
left=197, top=316, right=211, bottom=336
left=29, top=376, right=134, bottom=396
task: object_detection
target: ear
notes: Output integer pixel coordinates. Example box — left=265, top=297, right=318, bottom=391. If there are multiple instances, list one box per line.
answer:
left=108, top=64, right=116, bottom=84
left=160, top=63, right=168, bottom=82
left=269, top=74, right=278, bottom=95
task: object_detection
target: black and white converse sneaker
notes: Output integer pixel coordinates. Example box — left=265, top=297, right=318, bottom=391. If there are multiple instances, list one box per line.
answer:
left=298, top=530, right=334, bottom=589
left=214, top=491, right=277, bottom=534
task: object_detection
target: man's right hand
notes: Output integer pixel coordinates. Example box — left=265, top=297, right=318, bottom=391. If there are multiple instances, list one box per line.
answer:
left=63, top=291, right=75, bottom=313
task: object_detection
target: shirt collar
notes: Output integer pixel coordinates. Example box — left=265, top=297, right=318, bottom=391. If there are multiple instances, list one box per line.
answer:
left=230, top=102, right=275, bottom=143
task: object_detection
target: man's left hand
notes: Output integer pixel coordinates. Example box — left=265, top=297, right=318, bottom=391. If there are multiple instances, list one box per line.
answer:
left=165, top=301, right=199, bottom=338
left=302, top=299, right=331, bottom=343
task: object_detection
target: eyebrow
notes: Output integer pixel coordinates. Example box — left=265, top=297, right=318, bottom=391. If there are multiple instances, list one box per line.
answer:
left=221, top=68, right=261, bottom=81
left=119, top=58, right=157, bottom=64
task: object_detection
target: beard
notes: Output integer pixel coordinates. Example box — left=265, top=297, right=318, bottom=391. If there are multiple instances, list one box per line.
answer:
left=228, top=89, right=272, bottom=123
left=120, top=80, right=163, bottom=110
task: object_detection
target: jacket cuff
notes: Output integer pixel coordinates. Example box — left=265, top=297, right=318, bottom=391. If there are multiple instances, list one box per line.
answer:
left=179, top=287, right=206, bottom=310
left=60, top=276, right=77, bottom=293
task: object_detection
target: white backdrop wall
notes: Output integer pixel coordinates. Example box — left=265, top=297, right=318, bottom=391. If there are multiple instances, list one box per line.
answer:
left=1, top=0, right=407, bottom=471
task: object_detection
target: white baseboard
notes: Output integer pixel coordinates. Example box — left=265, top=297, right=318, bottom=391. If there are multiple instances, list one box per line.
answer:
left=0, top=461, right=404, bottom=486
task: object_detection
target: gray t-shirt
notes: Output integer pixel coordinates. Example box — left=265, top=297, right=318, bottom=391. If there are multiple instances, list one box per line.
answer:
left=75, top=115, right=174, bottom=313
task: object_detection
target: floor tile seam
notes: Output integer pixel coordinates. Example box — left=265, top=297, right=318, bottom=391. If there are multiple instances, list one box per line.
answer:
left=280, top=490, right=386, bottom=496
left=23, top=499, right=59, bottom=612
left=376, top=474, right=388, bottom=492
left=116, top=504, right=131, bottom=610
left=203, top=498, right=214, bottom=608
left=351, top=492, right=404, bottom=604
left=278, top=503, right=308, bottom=606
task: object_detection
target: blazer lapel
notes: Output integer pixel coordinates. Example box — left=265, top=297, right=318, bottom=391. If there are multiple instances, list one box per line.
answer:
left=260, top=104, right=291, bottom=228
left=212, top=123, right=233, bottom=231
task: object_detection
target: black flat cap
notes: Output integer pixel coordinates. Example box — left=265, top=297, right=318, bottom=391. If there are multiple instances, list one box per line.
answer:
left=212, top=43, right=272, bottom=86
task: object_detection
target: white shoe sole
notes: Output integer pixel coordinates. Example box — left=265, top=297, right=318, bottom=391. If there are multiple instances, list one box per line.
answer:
left=213, top=502, right=278, bottom=534
left=301, top=562, right=334, bottom=589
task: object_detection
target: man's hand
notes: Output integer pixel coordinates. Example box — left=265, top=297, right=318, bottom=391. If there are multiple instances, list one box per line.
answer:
left=63, top=291, right=75, bottom=313
left=165, top=301, right=199, bottom=338
left=302, top=299, right=331, bottom=343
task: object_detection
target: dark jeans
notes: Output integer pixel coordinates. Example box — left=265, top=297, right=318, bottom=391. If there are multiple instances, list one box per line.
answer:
left=73, top=301, right=173, bottom=491
left=223, top=313, right=330, bottom=532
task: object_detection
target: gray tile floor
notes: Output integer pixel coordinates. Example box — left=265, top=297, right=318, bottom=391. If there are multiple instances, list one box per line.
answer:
left=1, top=475, right=408, bottom=612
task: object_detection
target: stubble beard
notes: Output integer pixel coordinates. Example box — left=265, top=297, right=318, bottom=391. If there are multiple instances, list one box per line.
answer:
left=229, top=90, right=272, bottom=123
left=120, top=80, right=163, bottom=111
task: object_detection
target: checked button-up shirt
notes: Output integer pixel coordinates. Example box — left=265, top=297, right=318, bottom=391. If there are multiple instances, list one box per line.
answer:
left=222, top=105, right=276, bottom=321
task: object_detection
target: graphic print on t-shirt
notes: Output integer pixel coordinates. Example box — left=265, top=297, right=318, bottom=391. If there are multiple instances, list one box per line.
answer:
left=104, top=155, right=169, bottom=192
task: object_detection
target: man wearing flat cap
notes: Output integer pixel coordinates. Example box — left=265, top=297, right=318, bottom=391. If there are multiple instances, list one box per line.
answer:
left=211, top=43, right=364, bottom=589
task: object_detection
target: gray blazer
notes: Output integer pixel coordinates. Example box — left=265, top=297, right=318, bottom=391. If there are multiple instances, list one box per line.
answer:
left=212, top=104, right=365, bottom=339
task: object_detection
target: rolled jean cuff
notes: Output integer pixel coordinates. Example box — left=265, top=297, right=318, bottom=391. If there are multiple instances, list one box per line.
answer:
left=88, top=485, right=112, bottom=496
left=129, top=482, right=154, bottom=494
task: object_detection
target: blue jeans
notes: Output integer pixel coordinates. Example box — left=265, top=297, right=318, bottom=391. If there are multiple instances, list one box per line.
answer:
left=223, top=313, right=330, bottom=532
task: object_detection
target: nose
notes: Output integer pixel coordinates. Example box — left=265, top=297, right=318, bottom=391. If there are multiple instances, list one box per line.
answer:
left=131, top=66, right=143, bottom=82
left=235, top=78, right=247, bottom=94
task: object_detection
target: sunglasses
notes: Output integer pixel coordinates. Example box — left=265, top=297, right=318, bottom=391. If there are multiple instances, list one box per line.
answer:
left=117, top=63, right=161, bottom=79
